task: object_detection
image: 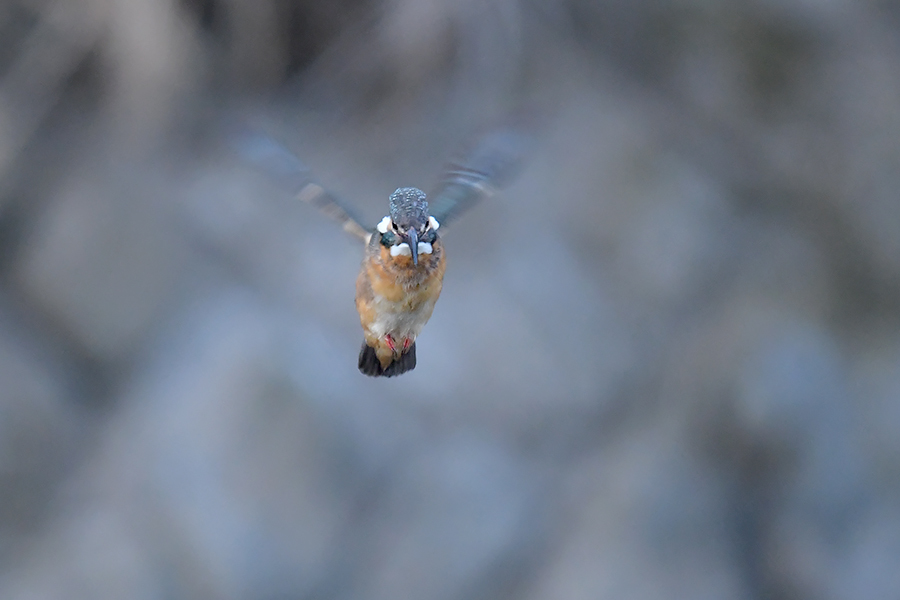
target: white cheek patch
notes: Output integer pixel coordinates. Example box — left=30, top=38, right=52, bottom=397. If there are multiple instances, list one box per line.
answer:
left=417, top=242, right=433, bottom=255
left=428, top=216, right=440, bottom=230
left=376, top=216, right=392, bottom=234
left=390, top=242, right=411, bottom=257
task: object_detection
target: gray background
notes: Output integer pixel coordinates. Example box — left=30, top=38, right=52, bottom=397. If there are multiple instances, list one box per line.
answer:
left=1, top=0, right=899, bottom=598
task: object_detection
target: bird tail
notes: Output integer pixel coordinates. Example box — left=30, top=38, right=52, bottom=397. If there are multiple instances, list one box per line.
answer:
left=358, top=342, right=417, bottom=377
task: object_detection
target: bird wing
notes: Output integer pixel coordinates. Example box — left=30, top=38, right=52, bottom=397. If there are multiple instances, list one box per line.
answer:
left=427, top=125, right=533, bottom=229
left=234, top=132, right=371, bottom=243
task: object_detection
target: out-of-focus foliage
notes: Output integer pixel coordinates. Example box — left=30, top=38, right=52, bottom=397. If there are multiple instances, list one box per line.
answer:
left=1, top=1, right=899, bottom=599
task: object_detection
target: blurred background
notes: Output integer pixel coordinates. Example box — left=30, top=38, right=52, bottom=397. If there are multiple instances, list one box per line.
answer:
left=1, top=0, right=899, bottom=598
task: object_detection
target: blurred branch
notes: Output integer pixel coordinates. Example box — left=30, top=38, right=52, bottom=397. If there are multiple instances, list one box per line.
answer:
left=0, top=0, right=102, bottom=198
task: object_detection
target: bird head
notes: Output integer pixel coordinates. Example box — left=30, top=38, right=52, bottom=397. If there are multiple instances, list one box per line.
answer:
left=377, top=187, right=440, bottom=266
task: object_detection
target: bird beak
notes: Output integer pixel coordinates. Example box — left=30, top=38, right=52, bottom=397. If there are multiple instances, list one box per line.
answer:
left=406, top=227, right=418, bottom=266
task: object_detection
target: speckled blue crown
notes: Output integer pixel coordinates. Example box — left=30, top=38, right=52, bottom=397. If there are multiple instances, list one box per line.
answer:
left=389, top=187, right=428, bottom=224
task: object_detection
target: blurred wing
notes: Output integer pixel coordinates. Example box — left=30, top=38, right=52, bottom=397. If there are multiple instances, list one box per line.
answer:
left=428, top=126, right=533, bottom=229
left=233, top=132, right=371, bottom=243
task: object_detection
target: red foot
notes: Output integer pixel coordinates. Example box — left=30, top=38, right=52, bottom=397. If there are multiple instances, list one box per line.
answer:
left=384, top=334, right=397, bottom=353
left=402, top=337, right=411, bottom=351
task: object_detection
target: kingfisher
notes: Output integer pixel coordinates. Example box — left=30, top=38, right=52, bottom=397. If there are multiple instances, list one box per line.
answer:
left=237, top=124, right=529, bottom=376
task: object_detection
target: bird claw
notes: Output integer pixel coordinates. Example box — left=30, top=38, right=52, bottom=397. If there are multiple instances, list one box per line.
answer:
left=384, top=334, right=412, bottom=356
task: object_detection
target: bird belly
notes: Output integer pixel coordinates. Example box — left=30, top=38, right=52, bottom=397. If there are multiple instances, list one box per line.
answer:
left=367, top=292, right=438, bottom=341
left=356, top=241, right=446, bottom=355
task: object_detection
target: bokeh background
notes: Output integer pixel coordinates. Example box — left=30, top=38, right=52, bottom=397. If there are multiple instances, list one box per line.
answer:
left=1, top=0, right=900, bottom=598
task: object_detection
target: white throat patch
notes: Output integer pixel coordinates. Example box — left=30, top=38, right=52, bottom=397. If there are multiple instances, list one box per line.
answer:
left=388, top=242, right=434, bottom=257
left=389, top=242, right=411, bottom=257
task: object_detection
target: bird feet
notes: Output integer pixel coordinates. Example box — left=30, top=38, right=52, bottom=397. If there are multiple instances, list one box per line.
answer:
left=384, top=334, right=412, bottom=355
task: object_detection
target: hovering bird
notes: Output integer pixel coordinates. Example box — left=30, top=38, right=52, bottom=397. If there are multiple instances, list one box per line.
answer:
left=237, top=124, right=530, bottom=376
